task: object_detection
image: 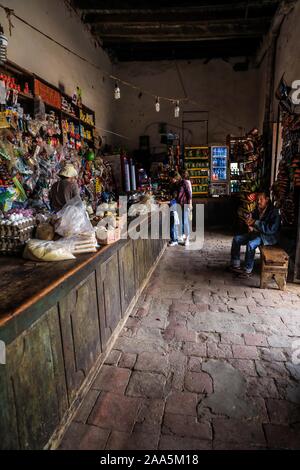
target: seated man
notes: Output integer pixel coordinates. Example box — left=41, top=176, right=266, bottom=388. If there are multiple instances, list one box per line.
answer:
left=230, top=190, right=281, bottom=278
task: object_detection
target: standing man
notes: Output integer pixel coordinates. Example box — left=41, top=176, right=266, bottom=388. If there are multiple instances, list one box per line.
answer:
left=168, top=171, right=181, bottom=246
left=178, top=170, right=193, bottom=246
left=230, top=190, right=281, bottom=278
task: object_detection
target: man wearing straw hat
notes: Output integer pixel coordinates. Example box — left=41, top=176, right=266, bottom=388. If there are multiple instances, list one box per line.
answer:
left=50, top=163, right=80, bottom=212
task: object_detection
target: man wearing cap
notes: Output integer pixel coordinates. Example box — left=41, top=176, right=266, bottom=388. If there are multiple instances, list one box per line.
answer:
left=50, top=164, right=80, bottom=212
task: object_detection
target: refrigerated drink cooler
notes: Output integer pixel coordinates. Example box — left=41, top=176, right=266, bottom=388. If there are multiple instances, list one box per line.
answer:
left=210, top=146, right=230, bottom=196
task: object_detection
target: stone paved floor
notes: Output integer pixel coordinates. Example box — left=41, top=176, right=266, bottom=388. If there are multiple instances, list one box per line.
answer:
left=60, top=232, right=300, bottom=450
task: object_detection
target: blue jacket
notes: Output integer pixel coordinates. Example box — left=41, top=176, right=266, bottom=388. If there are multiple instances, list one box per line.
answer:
left=253, top=204, right=281, bottom=245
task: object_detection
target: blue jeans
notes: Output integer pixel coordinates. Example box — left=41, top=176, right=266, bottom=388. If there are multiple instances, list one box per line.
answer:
left=170, top=214, right=178, bottom=242
left=231, top=233, right=262, bottom=273
left=182, top=206, right=190, bottom=238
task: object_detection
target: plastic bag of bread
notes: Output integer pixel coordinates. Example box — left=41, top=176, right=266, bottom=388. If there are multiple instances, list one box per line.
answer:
left=23, top=239, right=75, bottom=262
left=36, top=223, right=55, bottom=241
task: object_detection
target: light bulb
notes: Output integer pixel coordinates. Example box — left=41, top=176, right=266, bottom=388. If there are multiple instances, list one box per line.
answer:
left=0, top=25, right=8, bottom=65
left=155, top=97, right=160, bottom=112
left=174, top=101, right=180, bottom=118
left=114, top=82, right=120, bottom=100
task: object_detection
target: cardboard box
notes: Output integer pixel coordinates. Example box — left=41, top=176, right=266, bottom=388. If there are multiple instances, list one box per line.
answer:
left=99, top=227, right=120, bottom=245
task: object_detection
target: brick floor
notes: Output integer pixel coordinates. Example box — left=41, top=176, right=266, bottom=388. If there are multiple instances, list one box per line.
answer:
left=60, top=231, right=300, bottom=450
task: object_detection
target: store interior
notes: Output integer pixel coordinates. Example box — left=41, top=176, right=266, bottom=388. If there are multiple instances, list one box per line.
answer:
left=1, top=0, right=300, bottom=453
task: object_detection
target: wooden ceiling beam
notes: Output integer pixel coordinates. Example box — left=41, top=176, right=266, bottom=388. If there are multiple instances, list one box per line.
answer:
left=92, top=18, right=270, bottom=41
left=94, top=18, right=270, bottom=28
left=83, top=10, right=276, bottom=23
left=82, top=5, right=276, bottom=25
left=72, top=0, right=280, bottom=14
left=100, top=34, right=263, bottom=43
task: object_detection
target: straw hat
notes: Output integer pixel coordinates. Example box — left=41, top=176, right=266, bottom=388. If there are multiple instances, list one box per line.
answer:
left=59, top=163, right=78, bottom=178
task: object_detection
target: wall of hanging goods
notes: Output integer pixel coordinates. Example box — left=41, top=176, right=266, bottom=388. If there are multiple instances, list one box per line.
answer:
left=272, top=86, right=300, bottom=282
left=227, top=128, right=264, bottom=230
left=263, top=74, right=300, bottom=282
left=272, top=111, right=300, bottom=227
left=0, top=61, right=118, bottom=255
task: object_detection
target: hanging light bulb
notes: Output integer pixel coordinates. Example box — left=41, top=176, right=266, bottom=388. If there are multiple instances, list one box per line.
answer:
left=155, top=97, right=160, bottom=112
left=174, top=100, right=180, bottom=118
left=0, top=25, right=8, bottom=65
left=114, top=82, right=120, bottom=100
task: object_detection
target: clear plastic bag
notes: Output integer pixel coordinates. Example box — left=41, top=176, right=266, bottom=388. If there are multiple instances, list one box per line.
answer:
left=55, top=196, right=94, bottom=237
left=23, top=239, right=75, bottom=261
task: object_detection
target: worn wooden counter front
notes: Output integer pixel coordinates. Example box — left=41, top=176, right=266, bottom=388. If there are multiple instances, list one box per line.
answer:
left=0, top=216, right=166, bottom=449
left=193, top=196, right=239, bottom=227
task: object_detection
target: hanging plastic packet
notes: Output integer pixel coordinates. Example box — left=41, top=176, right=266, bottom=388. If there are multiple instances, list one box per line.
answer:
left=0, top=187, right=17, bottom=212
left=13, top=177, right=27, bottom=202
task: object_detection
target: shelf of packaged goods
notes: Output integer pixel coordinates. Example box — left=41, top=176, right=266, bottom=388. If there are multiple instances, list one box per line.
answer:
left=192, top=191, right=208, bottom=195
left=186, top=168, right=209, bottom=171
left=42, top=100, right=63, bottom=113
left=185, top=146, right=209, bottom=149
left=61, top=110, right=79, bottom=120
left=184, top=156, right=209, bottom=160
left=189, top=175, right=209, bottom=179
left=79, top=120, right=95, bottom=129
left=192, top=184, right=208, bottom=187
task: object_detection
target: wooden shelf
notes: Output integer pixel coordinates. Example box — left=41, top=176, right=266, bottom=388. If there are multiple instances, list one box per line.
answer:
left=80, top=120, right=95, bottom=129
left=61, top=110, right=79, bottom=120
left=185, top=146, right=209, bottom=149
left=184, top=156, right=209, bottom=160
left=43, top=101, right=62, bottom=112
left=18, top=91, right=34, bottom=100
left=187, top=168, right=209, bottom=171
left=1, top=60, right=96, bottom=151
left=190, top=176, right=208, bottom=179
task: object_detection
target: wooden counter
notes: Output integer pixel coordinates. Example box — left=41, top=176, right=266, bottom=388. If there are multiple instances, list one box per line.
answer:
left=192, top=196, right=239, bottom=227
left=0, top=216, right=166, bottom=449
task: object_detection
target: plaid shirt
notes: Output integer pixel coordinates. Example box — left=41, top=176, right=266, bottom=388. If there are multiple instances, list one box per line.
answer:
left=178, top=179, right=192, bottom=206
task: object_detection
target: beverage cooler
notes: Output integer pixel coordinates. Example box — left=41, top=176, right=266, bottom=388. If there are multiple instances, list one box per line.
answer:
left=210, top=146, right=230, bottom=196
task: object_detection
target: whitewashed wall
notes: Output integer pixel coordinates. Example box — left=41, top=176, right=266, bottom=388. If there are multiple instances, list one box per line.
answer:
left=0, top=0, right=115, bottom=143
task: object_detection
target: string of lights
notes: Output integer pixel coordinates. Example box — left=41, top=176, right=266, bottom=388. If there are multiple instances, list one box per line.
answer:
left=0, top=1, right=245, bottom=129
left=0, top=2, right=188, bottom=117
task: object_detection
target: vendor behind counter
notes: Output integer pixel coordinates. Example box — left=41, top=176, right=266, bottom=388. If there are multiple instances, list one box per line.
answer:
left=50, top=164, right=80, bottom=212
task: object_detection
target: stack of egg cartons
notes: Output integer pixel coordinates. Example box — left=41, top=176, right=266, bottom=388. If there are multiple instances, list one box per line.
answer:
left=0, top=213, right=36, bottom=255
